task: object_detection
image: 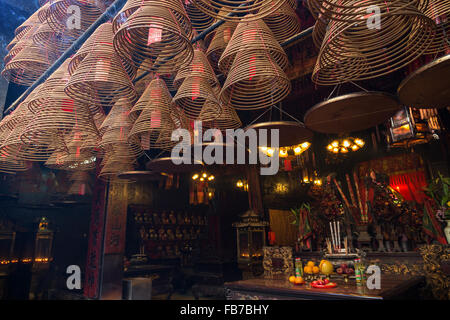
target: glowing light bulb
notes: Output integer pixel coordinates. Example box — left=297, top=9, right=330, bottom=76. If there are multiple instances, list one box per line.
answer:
left=352, top=145, right=359, bottom=151
left=192, top=174, right=199, bottom=180
left=279, top=148, right=288, bottom=157
left=331, top=141, right=339, bottom=148
left=343, top=140, right=351, bottom=148
left=202, top=173, right=208, bottom=178
left=355, top=139, right=364, bottom=147
left=267, top=148, right=274, bottom=156
left=341, top=147, right=348, bottom=153
left=333, top=148, right=339, bottom=153
left=301, top=142, right=310, bottom=149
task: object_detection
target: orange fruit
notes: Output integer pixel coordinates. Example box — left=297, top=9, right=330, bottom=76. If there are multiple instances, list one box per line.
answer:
left=304, top=266, right=313, bottom=274
left=289, top=276, right=296, bottom=283
left=294, top=277, right=304, bottom=285
left=313, top=266, right=320, bottom=274
left=307, top=261, right=315, bottom=267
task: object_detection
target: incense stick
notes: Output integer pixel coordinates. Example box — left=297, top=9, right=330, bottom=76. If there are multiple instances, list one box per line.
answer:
left=346, top=174, right=357, bottom=208
left=353, top=171, right=364, bottom=221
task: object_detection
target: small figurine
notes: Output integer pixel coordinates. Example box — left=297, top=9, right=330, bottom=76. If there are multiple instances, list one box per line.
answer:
left=177, top=212, right=184, bottom=225
left=158, top=228, right=168, bottom=241
left=184, top=212, right=191, bottom=225
left=175, top=227, right=183, bottom=240
left=148, top=227, right=158, bottom=240
left=169, top=211, right=177, bottom=224
left=161, top=211, right=169, bottom=224
left=167, top=228, right=175, bottom=240
left=139, top=226, right=148, bottom=240
left=153, top=212, right=161, bottom=225
left=182, top=228, right=190, bottom=240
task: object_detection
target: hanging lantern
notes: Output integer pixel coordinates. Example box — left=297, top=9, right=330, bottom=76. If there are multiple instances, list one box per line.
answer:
left=387, top=107, right=434, bottom=148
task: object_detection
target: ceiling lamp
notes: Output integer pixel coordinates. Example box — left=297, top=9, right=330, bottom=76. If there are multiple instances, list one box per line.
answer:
left=192, top=172, right=215, bottom=182
left=260, top=142, right=311, bottom=158
left=326, top=137, right=365, bottom=154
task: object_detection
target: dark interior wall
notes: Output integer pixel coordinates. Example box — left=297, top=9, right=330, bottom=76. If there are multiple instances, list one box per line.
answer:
left=0, top=164, right=92, bottom=294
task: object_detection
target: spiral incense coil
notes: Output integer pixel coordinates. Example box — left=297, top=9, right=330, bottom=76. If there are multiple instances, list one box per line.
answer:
left=45, top=149, right=70, bottom=170
left=422, top=0, right=450, bottom=54
left=0, top=156, right=31, bottom=174
left=185, top=1, right=215, bottom=33
left=130, top=78, right=173, bottom=117
left=67, top=171, right=93, bottom=195
left=100, top=127, right=144, bottom=159
left=98, top=156, right=136, bottom=183
left=306, top=0, right=429, bottom=22
left=220, top=50, right=291, bottom=110
left=175, top=49, right=219, bottom=87
left=312, top=16, right=328, bottom=49
left=312, top=4, right=436, bottom=84
left=61, top=136, right=97, bottom=171
left=113, top=0, right=192, bottom=37
left=129, top=91, right=178, bottom=150
left=46, top=0, right=110, bottom=36
left=262, top=1, right=302, bottom=43
left=100, top=97, right=137, bottom=131
left=218, top=17, right=288, bottom=75
left=202, top=102, right=242, bottom=130
left=173, top=76, right=222, bottom=120
left=68, top=22, right=136, bottom=79
left=190, top=0, right=288, bottom=22
left=205, top=21, right=237, bottom=72
left=32, top=22, right=74, bottom=55
left=113, top=5, right=194, bottom=73
left=65, top=38, right=137, bottom=109
left=2, top=43, right=54, bottom=86
left=14, top=6, right=43, bottom=41
left=1, top=117, right=67, bottom=162
left=312, top=48, right=370, bottom=85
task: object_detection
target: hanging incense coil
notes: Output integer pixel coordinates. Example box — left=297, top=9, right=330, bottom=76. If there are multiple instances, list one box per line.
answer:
left=45, top=0, right=110, bottom=36
left=14, top=6, right=44, bottom=41
left=206, top=21, right=237, bottom=72
left=2, top=39, right=55, bottom=86
left=218, top=16, right=288, bottom=75
left=262, top=2, right=302, bottom=43
left=129, top=85, right=178, bottom=151
left=67, top=171, right=93, bottom=195
left=190, top=0, right=288, bottom=22
left=202, top=102, right=242, bottom=130
left=61, top=134, right=98, bottom=171
left=175, top=49, right=219, bottom=87
left=98, top=155, right=136, bottom=183
left=65, top=28, right=138, bottom=109
left=312, top=16, right=328, bottom=49
left=312, top=4, right=436, bottom=85
left=113, top=0, right=192, bottom=36
left=185, top=1, right=215, bottom=33
left=68, top=22, right=136, bottom=79
left=113, top=4, right=194, bottom=73
left=220, top=50, right=291, bottom=110
left=306, top=0, right=429, bottom=22
left=173, top=76, right=222, bottom=120
left=422, top=0, right=450, bottom=54
left=32, top=21, right=74, bottom=54
left=130, top=78, right=173, bottom=118
left=0, top=117, right=31, bottom=174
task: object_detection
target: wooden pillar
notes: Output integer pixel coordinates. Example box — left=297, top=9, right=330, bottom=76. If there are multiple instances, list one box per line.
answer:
left=246, top=165, right=264, bottom=215
left=84, top=177, right=128, bottom=300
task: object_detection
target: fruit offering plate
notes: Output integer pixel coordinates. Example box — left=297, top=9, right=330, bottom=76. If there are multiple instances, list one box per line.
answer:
left=311, top=281, right=337, bottom=289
